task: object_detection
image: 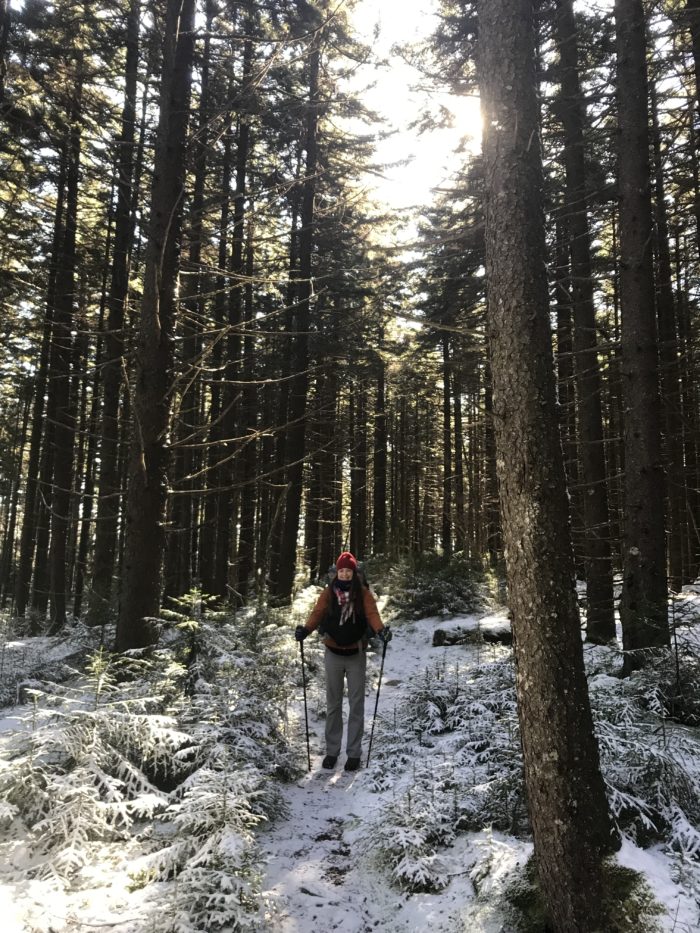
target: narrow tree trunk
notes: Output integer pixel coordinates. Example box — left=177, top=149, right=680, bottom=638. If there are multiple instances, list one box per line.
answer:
left=66, top=304, right=90, bottom=610
left=685, top=0, right=700, bottom=135
left=304, top=384, right=322, bottom=581
left=318, top=372, right=339, bottom=575
left=483, top=361, right=501, bottom=564
left=14, top=151, right=67, bottom=620
left=615, top=0, right=670, bottom=668
left=452, top=371, right=466, bottom=554
left=606, top=210, right=625, bottom=566
left=166, top=0, right=214, bottom=599
left=234, top=214, right=258, bottom=602
left=74, top=228, right=113, bottom=619
left=0, top=0, right=9, bottom=104
left=31, top=411, right=54, bottom=620
left=90, top=0, right=140, bottom=622
left=650, top=81, right=685, bottom=594
left=214, top=37, right=253, bottom=599
left=271, top=12, right=321, bottom=604
left=200, top=112, right=233, bottom=594
left=372, top=348, right=387, bottom=554
left=116, top=0, right=196, bottom=651
left=48, top=75, right=83, bottom=634
left=477, top=1, right=617, bottom=929
left=673, top=231, right=700, bottom=580
left=0, top=387, right=30, bottom=604
left=441, top=333, right=452, bottom=558
left=267, top=155, right=304, bottom=591
left=554, top=218, right=581, bottom=559
left=556, top=0, right=615, bottom=641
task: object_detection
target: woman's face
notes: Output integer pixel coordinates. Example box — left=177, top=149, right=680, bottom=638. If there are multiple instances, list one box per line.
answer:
left=337, top=567, right=354, bottom=582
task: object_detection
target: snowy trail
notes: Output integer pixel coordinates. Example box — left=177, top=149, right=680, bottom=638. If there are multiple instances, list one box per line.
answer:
left=258, top=611, right=511, bottom=932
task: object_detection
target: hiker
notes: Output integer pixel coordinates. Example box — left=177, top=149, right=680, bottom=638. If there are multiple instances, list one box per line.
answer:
left=295, top=551, right=392, bottom=771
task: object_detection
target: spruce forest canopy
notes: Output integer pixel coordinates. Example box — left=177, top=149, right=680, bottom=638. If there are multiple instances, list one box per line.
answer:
left=0, top=0, right=697, bottom=655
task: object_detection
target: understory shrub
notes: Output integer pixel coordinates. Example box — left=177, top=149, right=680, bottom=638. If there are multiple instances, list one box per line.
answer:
left=360, top=649, right=700, bottom=902
left=384, top=551, right=493, bottom=620
left=0, top=598, right=301, bottom=931
left=359, top=658, right=525, bottom=890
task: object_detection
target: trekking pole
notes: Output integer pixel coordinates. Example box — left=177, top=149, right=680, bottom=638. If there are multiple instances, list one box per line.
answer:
left=299, top=639, right=312, bottom=772
left=366, top=639, right=388, bottom=767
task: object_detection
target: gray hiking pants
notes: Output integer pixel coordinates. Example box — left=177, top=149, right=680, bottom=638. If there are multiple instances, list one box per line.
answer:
left=324, top=647, right=367, bottom=759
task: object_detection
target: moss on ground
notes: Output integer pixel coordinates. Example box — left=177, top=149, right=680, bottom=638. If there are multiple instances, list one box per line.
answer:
left=503, top=856, right=664, bottom=932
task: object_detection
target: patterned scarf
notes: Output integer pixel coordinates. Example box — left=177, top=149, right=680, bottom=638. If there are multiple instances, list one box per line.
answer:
left=333, top=582, right=355, bottom=627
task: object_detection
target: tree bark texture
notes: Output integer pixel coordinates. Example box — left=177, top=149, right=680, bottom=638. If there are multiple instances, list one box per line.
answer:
left=614, top=0, right=670, bottom=668
left=452, top=370, right=467, bottom=553
left=372, top=349, right=387, bottom=554
left=116, top=0, right=196, bottom=651
left=441, top=333, right=453, bottom=557
left=477, top=0, right=617, bottom=929
left=48, top=80, right=82, bottom=633
left=271, top=14, right=321, bottom=604
left=555, top=0, right=615, bottom=641
left=165, top=1, right=214, bottom=600
left=90, top=0, right=140, bottom=621
left=650, top=81, right=685, bottom=593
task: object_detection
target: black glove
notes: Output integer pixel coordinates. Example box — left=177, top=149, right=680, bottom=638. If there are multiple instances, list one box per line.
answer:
left=295, top=625, right=310, bottom=642
left=377, top=625, right=392, bottom=646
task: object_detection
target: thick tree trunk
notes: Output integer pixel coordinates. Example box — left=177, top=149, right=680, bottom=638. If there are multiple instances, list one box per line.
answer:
left=615, top=0, right=670, bottom=669
left=477, top=1, right=617, bottom=929
left=116, top=0, right=196, bottom=651
left=555, top=0, right=615, bottom=641
left=90, top=0, right=140, bottom=622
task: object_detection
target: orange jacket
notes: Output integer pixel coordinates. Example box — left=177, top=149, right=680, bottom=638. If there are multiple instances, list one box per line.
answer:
left=304, top=585, right=384, bottom=648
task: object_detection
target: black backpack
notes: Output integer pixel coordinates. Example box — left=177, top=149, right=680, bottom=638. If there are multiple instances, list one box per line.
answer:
left=318, top=584, right=369, bottom=645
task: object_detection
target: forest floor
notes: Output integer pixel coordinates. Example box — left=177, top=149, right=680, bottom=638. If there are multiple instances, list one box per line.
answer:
left=258, top=604, right=525, bottom=932
left=257, top=596, right=697, bottom=932
left=0, top=588, right=699, bottom=931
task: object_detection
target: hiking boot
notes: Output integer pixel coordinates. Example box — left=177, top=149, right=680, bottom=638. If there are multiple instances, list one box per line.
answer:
left=344, top=757, right=361, bottom=772
left=322, top=755, right=338, bottom=769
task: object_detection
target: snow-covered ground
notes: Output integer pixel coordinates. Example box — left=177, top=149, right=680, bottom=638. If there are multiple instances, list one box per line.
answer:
left=258, top=606, right=528, bottom=932
left=1, top=592, right=700, bottom=931
left=258, top=604, right=699, bottom=931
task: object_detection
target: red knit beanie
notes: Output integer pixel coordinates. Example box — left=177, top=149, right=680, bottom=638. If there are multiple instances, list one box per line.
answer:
left=335, top=551, right=358, bottom=571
